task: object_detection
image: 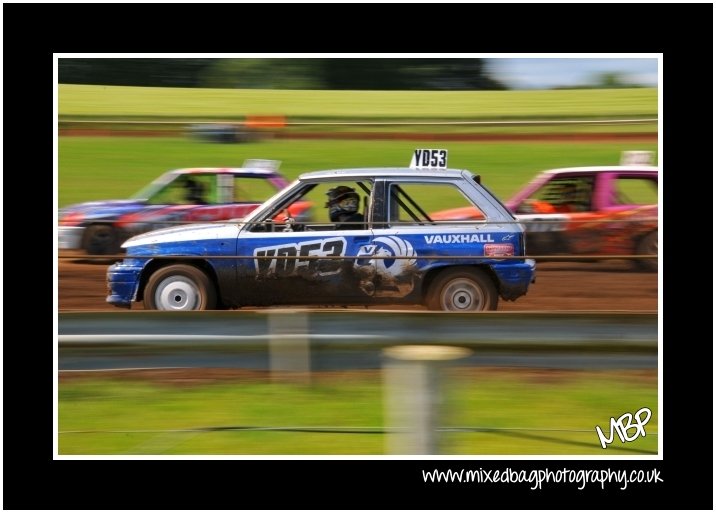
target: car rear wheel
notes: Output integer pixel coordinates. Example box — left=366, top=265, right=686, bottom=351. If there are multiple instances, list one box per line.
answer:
left=144, top=264, right=217, bottom=311
left=425, top=267, right=498, bottom=311
left=83, top=224, right=120, bottom=255
left=634, top=231, right=658, bottom=272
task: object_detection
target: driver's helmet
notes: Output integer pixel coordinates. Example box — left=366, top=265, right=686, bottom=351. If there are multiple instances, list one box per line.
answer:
left=184, top=177, right=206, bottom=203
left=325, top=186, right=359, bottom=220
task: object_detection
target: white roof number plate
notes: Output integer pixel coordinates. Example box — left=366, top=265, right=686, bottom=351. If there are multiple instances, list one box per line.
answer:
left=410, top=149, right=448, bottom=169
left=620, top=151, right=654, bottom=166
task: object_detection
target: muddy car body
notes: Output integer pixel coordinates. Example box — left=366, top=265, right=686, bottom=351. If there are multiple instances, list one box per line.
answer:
left=107, top=166, right=536, bottom=311
left=432, top=165, right=658, bottom=271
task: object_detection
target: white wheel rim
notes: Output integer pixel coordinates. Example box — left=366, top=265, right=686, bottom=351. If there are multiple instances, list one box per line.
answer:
left=154, top=276, right=201, bottom=310
left=441, top=278, right=485, bottom=311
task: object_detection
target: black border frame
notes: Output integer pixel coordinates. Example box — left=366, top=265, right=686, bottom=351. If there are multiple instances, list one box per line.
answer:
left=3, top=2, right=712, bottom=510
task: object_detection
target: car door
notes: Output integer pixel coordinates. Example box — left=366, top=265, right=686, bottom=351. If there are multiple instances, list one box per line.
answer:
left=513, top=175, right=596, bottom=256
left=232, top=181, right=374, bottom=307
left=361, top=179, right=504, bottom=301
left=566, top=170, right=658, bottom=256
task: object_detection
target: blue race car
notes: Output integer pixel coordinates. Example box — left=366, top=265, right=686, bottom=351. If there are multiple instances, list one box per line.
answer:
left=107, top=150, right=536, bottom=311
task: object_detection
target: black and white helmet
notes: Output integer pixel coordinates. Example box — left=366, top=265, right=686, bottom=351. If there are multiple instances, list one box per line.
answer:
left=325, top=186, right=359, bottom=218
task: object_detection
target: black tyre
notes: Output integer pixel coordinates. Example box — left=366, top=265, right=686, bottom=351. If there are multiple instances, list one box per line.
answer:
left=634, top=231, right=658, bottom=272
left=425, top=267, right=498, bottom=311
left=144, top=264, right=217, bottom=311
left=83, top=225, right=120, bottom=255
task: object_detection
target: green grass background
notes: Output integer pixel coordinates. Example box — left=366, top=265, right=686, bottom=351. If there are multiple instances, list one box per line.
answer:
left=60, top=85, right=657, bottom=120
left=58, top=138, right=657, bottom=208
left=58, top=371, right=657, bottom=455
left=58, top=84, right=658, bottom=207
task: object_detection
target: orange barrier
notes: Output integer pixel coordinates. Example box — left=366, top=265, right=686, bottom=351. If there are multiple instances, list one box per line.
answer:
left=245, top=115, right=287, bottom=128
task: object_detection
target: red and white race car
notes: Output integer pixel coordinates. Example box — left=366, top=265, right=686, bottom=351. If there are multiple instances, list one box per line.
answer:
left=59, top=160, right=312, bottom=255
left=431, top=156, right=658, bottom=271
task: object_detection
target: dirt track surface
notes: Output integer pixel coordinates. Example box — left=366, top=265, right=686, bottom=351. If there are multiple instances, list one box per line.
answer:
left=58, top=257, right=657, bottom=312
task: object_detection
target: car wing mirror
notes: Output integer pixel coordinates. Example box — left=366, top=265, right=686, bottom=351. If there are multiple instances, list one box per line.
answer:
left=282, top=209, right=295, bottom=232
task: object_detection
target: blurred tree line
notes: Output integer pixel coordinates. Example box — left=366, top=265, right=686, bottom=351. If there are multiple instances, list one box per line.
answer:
left=59, top=58, right=507, bottom=90
left=552, top=72, right=647, bottom=89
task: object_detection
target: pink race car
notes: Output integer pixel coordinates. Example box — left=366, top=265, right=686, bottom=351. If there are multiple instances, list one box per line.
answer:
left=431, top=164, right=658, bottom=271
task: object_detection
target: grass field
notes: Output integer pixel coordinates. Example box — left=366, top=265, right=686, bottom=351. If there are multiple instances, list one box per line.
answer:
left=58, top=137, right=658, bottom=208
left=59, top=84, right=657, bottom=120
left=58, top=370, right=657, bottom=455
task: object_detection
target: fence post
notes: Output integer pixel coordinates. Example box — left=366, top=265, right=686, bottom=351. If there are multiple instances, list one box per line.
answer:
left=383, top=345, right=471, bottom=455
left=267, top=310, right=310, bottom=384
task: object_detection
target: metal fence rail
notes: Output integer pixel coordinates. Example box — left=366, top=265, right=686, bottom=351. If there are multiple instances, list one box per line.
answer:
left=58, top=311, right=658, bottom=371
left=59, top=118, right=659, bottom=126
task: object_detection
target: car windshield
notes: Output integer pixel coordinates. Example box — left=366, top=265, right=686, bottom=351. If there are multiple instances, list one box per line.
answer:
left=130, top=172, right=179, bottom=201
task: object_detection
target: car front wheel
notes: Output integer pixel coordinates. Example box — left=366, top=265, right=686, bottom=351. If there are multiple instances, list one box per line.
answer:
left=425, top=267, right=498, bottom=311
left=144, top=264, right=217, bottom=311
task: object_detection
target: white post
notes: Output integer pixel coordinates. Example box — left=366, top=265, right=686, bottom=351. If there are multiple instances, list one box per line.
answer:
left=267, top=310, right=310, bottom=384
left=383, top=345, right=471, bottom=455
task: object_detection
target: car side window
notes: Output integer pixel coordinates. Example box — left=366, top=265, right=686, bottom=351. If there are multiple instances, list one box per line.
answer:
left=147, top=176, right=214, bottom=205
left=613, top=177, right=657, bottom=206
left=249, top=180, right=372, bottom=232
left=232, top=176, right=281, bottom=203
left=387, top=182, right=484, bottom=226
left=520, top=177, right=594, bottom=213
